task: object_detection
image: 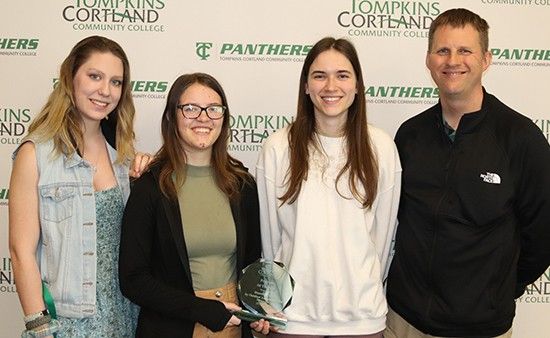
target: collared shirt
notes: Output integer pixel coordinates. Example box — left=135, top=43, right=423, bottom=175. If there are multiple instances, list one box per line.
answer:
left=442, top=115, right=456, bottom=142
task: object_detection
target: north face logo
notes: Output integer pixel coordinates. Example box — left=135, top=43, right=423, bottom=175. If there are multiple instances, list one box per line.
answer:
left=480, top=172, right=501, bottom=184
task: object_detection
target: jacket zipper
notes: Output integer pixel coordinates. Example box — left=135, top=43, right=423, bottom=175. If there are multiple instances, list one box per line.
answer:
left=426, top=134, right=455, bottom=319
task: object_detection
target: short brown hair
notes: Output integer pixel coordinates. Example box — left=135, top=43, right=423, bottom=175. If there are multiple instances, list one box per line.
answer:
left=428, top=8, right=490, bottom=53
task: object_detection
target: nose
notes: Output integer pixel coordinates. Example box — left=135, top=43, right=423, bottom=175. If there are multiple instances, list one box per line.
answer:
left=325, top=76, right=337, bottom=91
left=98, top=80, right=111, bottom=97
left=447, top=51, right=460, bottom=66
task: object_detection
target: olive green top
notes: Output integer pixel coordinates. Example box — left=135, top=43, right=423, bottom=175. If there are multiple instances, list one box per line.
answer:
left=176, top=165, right=237, bottom=290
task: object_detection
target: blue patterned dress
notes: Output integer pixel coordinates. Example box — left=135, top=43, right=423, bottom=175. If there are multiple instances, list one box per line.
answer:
left=56, top=186, right=138, bottom=337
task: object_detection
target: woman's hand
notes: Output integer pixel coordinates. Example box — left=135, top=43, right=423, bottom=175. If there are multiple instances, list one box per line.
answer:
left=129, top=152, right=152, bottom=178
left=250, top=318, right=272, bottom=335
left=222, top=301, right=242, bottom=327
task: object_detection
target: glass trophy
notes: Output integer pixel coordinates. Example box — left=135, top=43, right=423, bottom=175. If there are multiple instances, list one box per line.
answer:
left=235, top=259, right=295, bottom=330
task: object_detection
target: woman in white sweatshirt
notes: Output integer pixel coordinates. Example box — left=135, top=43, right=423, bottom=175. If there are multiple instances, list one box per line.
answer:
left=256, top=37, right=401, bottom=337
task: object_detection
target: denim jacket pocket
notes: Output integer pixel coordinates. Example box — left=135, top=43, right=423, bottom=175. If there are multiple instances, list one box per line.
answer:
left=39, top=184, right=75, bottom=223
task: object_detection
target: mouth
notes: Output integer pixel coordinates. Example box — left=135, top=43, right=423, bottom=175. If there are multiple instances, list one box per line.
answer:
left=443, top=70, right=466, bottom=77
left=321, top=95, right=343, bottom=104
left=192, top=127, right=212, bottom=134
left=90, top=99, right=110, bottom=107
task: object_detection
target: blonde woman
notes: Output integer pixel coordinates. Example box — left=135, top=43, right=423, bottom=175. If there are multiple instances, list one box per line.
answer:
left=9, top=35, right=138, bottom=337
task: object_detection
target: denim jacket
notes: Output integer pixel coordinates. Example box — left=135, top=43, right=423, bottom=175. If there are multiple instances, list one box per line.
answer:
left=14, top=138, right=130, bottom=318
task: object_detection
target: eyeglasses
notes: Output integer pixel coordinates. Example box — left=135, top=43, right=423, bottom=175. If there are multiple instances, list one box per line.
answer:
left=177, top=103, right=226, bottom=120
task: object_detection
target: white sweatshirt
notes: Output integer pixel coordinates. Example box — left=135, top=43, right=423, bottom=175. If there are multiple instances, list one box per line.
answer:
left=255, top=125, right=401, bottom=335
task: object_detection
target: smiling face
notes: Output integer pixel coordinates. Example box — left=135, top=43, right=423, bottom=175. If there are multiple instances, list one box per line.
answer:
left=305, top=49, right=357, bottom=136
left=72, top=52, right=123, bottom=126
left=177, top=83, right=224, bottom=164
left=426, top=24, right=491, bottom=103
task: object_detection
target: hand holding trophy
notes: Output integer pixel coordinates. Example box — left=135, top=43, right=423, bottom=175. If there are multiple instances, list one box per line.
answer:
left=234, top=259, right=295, bottom=330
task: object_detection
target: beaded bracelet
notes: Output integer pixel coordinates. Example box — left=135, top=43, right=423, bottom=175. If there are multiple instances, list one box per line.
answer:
left=21, top=319, right=60, bottom=338
left=25, top=315, right=51, bottom=330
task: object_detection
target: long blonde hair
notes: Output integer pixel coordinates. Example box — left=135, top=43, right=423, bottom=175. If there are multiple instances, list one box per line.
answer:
left=28, top=35, right=135, bottom=163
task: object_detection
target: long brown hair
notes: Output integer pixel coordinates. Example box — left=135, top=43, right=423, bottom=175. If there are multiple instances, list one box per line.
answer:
left=150, top=73, right=250, bottom=200
left=279, top=37, right=378, bottom=209
left=28, top=35, right=135, bottom=163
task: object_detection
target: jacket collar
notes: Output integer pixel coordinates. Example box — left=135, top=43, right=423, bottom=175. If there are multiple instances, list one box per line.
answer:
left=63, top=153, right=85, bottom=169
left=432, top=87, right=491, bottom=136
left=149, top=164, right=193, bottom=285
left=63, top=137, right=120, bottom=169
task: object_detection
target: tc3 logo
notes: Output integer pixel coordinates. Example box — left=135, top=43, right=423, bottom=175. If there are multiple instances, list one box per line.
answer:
left=196, top=42, right=213, bottom=60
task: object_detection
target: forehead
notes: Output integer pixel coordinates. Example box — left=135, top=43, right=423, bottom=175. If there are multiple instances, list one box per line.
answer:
left=309, top=49, right=355, bottom=73
left=77, top=52, right=123, bottom=75
left=179, top=83, right=222, bottom=103
left=432, top=24, right=482, bottom=48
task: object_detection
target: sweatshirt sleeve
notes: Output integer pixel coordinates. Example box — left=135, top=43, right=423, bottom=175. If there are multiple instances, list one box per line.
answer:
left=514, top=126, right=550, bottom=296
left=371, top=132, right=402, bottom=282
left=255, top=137, right=283, bottom=261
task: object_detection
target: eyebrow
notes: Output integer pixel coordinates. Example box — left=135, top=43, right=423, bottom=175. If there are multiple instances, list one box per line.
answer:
left=180, top=102, right=222, bottom=106
left=87, top=67, right=123, bottom=79
left=434, top=44, right=474, bottom=50
left=86, top=67, right=104, bottom=74
left=310, top=69, right=352, bottom=75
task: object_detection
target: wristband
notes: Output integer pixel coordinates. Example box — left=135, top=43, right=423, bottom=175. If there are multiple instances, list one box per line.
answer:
left=24, top=309, right=49, bottom=324
left=25, top=315, right=51, bottom=330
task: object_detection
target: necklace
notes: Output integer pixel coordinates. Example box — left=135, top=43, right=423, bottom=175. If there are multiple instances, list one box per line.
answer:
left=84, top=152, right=100, bottom=173
left=83, top=133, right=108, bottom=174
left=88, top=159, right=99, bottom=173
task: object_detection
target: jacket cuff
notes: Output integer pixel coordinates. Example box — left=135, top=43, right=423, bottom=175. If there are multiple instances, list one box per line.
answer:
left=196, top=298, right=232, bottom=332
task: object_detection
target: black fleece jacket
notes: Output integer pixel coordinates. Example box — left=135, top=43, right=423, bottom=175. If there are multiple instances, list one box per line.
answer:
left=387, top=89, right=550, bottom=337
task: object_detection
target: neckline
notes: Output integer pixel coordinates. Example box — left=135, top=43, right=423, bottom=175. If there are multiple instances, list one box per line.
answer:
left=186, top=164, right=213, bottom=177
left=94, top=185, right=119, bottom=194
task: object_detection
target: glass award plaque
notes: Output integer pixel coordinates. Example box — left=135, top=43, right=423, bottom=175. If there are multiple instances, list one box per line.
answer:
left=235, top=259, right=294, bottom=330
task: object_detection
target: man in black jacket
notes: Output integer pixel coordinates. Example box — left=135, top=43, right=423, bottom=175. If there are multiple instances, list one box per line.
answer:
left=385, top=8, right=550, bottom=338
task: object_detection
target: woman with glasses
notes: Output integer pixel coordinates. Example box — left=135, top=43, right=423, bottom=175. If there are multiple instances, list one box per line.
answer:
left=119, top=73, right=269, bottom=337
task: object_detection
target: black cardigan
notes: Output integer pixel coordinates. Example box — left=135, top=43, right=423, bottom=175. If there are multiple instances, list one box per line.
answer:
left=119, top=163, right=261, bottom=338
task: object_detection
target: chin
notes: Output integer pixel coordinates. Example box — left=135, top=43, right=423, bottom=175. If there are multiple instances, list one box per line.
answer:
left=439, top=86, right=463, bottom=96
